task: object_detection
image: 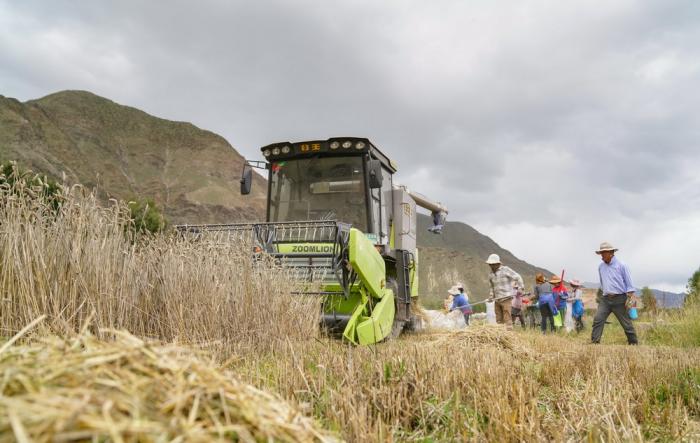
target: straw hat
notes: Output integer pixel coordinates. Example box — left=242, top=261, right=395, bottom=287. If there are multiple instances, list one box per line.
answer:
left=569, top=279, right=582, bottom=287
left=595, top=241, right=618, bottom=254
left=447, top=287, right=458, bottom=296
left=485, top=253, right=501, bottom=264
left=549, top=275, right=562, bottom=284
left=535, top=273, right=546, bottom=284
left=455, top=282, right=465, bottom=290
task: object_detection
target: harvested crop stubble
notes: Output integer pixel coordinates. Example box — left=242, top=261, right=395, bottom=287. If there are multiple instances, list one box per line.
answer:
left=0, top=330, right=337, bottom=442
left=422, top=325, right=536, bottom=357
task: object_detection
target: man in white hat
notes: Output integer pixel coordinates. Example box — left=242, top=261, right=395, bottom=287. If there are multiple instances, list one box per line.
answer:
left=592, top=242, right=638, bottom=345
left=486, top=253, right=524, bottom=329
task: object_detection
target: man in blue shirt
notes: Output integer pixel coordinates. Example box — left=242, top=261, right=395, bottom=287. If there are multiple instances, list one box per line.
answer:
left=591, top=242, right=638, bottom=344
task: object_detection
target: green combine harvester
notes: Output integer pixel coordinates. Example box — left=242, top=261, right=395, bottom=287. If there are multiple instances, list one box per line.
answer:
left=180, top=137, right=447, bottom=345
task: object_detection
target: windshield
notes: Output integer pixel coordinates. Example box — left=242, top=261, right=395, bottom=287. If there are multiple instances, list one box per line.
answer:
left=269, top=156, right=367, bottom=230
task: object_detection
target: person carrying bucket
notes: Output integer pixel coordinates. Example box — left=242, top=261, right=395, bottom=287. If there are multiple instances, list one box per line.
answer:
left=591, top=242, right=638, bottom=345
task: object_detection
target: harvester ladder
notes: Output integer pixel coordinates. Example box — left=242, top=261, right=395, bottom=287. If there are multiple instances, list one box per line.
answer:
left=395, top=250, right=413, bottom=322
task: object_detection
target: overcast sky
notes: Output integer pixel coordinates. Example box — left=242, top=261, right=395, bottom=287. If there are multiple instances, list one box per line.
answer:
left=2, top=0, right=699, bottom=293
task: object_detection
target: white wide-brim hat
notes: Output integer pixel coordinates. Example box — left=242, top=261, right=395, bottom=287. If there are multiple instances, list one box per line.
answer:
left=485, top=253, right=501, bottom=264
left=595, top=241, right=618, bottom=254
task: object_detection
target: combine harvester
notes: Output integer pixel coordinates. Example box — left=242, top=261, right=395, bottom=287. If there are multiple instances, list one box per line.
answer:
left=180, top=137, right=447, bottom=345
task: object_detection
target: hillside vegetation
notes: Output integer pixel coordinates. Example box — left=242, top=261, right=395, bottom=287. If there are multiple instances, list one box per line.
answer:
left=0, top=90, right=266, bottom=223
left=1, top=175, right=699, bottom=442
left=417, top=214, right=552, bottom=306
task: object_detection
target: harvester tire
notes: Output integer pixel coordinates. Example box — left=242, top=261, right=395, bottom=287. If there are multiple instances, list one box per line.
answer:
left=386, top=278, right=405, bottom=340
left=405, top=314, right=424, bottom=332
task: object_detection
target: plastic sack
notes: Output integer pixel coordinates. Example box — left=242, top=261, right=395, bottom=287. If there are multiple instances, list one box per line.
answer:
left=572, top=299, right=584, bottom=317
left=486, top=301, right=497, bottom=324
left=564, top=302, right=574, bottom=332
left=628, top=307, right=638, bottom=320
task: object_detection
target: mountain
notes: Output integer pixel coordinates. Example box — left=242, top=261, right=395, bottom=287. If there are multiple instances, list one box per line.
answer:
left=416, top=214, right=552, bottom=307
left=0, top=90, right=266, bottom=223
left=578, top=283, right=686, bottom=309
left=648, top=290, right=685, bottom=308
left=0, top=90, right=551, bottom=307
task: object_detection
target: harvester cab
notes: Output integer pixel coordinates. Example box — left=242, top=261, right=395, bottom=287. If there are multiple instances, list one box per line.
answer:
left=184, top=137, right=447, bottom=345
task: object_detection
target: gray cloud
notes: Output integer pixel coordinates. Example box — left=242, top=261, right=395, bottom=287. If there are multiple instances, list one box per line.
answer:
left=1, top=0, right=699, bottom=290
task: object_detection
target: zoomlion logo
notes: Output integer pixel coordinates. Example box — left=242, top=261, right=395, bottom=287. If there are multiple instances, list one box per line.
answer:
left=291, top=245, right=334, bottom=253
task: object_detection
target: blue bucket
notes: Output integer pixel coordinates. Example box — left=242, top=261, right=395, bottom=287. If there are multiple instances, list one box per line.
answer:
left=628, top=307, right=638, bottom=320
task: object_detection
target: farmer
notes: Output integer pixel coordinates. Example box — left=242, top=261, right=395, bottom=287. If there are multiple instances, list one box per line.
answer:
left=523, top=278, right=541, bottom=328
left=569, top=279, right=585, bottom=332
left=450, top=283, right=472, bottom=327
left=591, top=242, right=638, bottom=345
left=486, top=253, right=524, bottom=329
left=534, top=273, right=557, bottom=333
left=510, top=281, right=526, bottom=328
left=549, top=275, right=569, bottom=331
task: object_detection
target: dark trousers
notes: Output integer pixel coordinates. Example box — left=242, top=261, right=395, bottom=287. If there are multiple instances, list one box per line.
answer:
left=463, top=313, right=470, bottom=326
left=526, top=307, right=540, bottom=329
left=591, top=294, right=638, bottom=344
left=511, top=307, right=525, bottom=328
left=539, top=305, right=555, bottom=333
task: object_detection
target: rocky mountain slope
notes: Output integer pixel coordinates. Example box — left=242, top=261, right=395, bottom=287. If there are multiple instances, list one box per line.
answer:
left=0, top=90, right=266, bottom=223
left=416, top=214, right=552, bottom=307
left=0, top=90, right=551, bottom=306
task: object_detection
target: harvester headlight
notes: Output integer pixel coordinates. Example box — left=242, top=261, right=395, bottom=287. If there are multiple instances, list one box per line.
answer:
left=342, top=141, right=352, bottom=149
left=263, top=149, right=271, bottom=157
left=355, top=141, right=366, bottom=150
left=272, top=147, right=281, bottom=155
left=330, top=141, right=340, bottom=150
left=281, top=145, right=291, bottom=154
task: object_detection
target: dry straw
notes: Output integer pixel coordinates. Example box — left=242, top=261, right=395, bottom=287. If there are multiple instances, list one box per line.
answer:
left=3, top=167, right=700, bottom=442
left=0, top=327, right=336, bottom=442
left=0, top=179, right=321, bottom=354
left=422, top=324, right=536, bottom=357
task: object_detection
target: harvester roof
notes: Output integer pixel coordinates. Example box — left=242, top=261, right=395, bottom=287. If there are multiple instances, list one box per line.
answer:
left=261, top=137, right=397, bottom=173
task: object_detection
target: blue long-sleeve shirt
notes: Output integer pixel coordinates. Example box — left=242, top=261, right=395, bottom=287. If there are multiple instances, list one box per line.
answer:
left=450, top=293, right=470, bottom=313
left=598, top=256, right=635, bottom=295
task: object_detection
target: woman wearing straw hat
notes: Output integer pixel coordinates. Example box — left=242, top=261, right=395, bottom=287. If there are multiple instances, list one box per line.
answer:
left=592, top=242, right=638, bottom=344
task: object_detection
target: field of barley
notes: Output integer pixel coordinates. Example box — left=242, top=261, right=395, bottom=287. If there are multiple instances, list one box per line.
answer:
left=1, top=177, right=699, bottom=442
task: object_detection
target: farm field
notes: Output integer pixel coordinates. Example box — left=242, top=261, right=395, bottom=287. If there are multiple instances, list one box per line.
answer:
left=1, top=176, right=699, bottom=442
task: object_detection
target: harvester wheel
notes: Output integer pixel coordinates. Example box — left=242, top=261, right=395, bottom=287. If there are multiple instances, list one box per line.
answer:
left=386, top=278, right=405, bottom=340
left=389, top=319, right=406, bottom=339
left=405, top=314, right=424, bottom=332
